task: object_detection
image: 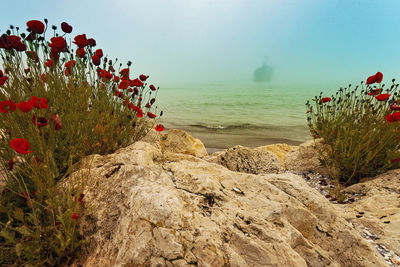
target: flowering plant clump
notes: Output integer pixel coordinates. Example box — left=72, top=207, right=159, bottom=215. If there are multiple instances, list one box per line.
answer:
left=0, top=19, right=164, bottom=265
left=306, top=72, right=400, bottom=188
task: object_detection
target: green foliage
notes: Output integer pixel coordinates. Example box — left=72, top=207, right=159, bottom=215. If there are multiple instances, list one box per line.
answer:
left=0, top=19, right=163, bottom=265
left=306, top=78, right=400, bottom=186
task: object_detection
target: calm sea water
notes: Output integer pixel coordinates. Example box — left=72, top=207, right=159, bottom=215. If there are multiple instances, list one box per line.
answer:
left=156, top=81, right=334, bottom=149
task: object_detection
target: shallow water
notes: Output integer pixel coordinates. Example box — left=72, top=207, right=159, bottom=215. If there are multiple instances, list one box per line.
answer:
left=156, top=81, right=335, bottom=149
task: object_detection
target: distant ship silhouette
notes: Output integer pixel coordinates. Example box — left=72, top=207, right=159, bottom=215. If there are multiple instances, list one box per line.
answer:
left=254, top=60, right=273, bottom=82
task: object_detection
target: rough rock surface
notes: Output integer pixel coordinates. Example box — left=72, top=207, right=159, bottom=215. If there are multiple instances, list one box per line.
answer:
left=68, top=141, right=387, bottom=267
left=262, top=143, right=297, bottom=167
left=159, top=129, right=208, bottom=158
left=206, top=145, right=284, bottom=175
left=337, top=169, right=400, bottom=258
left=284, top=139, right=328, bottom=174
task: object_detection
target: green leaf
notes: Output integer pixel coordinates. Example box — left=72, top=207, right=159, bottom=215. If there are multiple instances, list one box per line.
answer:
left=15, top=243, right=23, bottom=257
left=13, top=207, right=24, bottom=222
left=15, top=226, right=32, bottom=237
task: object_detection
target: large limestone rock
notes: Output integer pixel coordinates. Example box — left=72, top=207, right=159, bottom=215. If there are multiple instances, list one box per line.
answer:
left=159, top=129, right=208, bottom=158
left=68, top=141, right=387, bottom=266
left=337, top=169, right=400, bottom=257
left=284, top=139, right=327, bottom=174
left=205, top=145, right=284, bottom=175
left=263, top=143, right=297, bottom=167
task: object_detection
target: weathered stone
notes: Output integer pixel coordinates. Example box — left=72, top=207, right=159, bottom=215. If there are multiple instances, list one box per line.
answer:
left=262, top=143, right=297, bottom=167
left=67, top=141, right=386, bottom=266
left=160, top=129, right=208, bottom=158
left=209, top=145, right=284, bottom=174
left=284, top=139, right=328, bottom=174
left=337, top=169, right=400, bottom=256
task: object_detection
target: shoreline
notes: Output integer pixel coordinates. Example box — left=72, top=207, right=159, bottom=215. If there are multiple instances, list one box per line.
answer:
left=166, top=126, right=308, bottom=154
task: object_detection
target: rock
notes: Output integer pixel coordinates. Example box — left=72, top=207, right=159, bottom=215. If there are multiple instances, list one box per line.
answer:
left=284, top=139, right=328, bottom=174
left=208, top=145, right=284, bottom=174
left=159, top=129, right=208, bottom=158
left=67, top=141, right=386, bottom=267
left=141, top=129, right=161, bottom=149
left=262, top=143, right=297, bottom=167
left=337, top=169, right=400, bottom=257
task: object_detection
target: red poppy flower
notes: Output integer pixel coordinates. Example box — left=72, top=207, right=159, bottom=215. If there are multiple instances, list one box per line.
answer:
left=41, top=73, right=46, bottom=83
left=88, top=38, right=96, bottom=47
left=149, top=85, right=156, bottom=91
left=139, top=74, right=148, bottom=81
left=375, top=93, right=391, bottom=101
left=0, top=76, right=8, bottom=86
left=26, top=20, right=45, bottom=34
left=136, top=109, right=143, bottom=118
left=0, top=100, right=16, bottom=113
left=13, top=41, right=27, bottom=51
left=390, top=158, right=400, bottom=163
left=390, top=104, right=400, bottom=111
left=73, top=34, right=89, bottom=48
left=48, top=36, right=67, bottom=52
left=71, top=212, right=78, bottom=220
left=64, top=68, right=72, bottom=76
left=0, top=35, right=26, bottom=51
left=16, top=101, right=33, bottom=112
left=321, top=97, right=331, bottom=103
left=26, top=51, right=39, bottom=63
left=29, top=96, right=48, bottom=110
left=8, top=158, right=15, bottom=170
left=366, top=72, right=383, bottom=85
left=10, top=138, right=33, bottom=154
left=61, top=22, right=73, bottom=33
left=32, top=115, right=48, bottom=128
left=45, top=59, right=53, bottom=68
left=120, top=68, right=129, bottom=79
left=113, top=76, right=120, bottom=83
left=147, top=112, right=156, bottom=118
left=155, top=124, right=165, bottom=132
left=0, top=70, right=3, bottom=78
left=118, top=80, right=129, bottom=90
left=65, top=60, right=76, bottom=68
left=114, top=90, right=124, bottom=98
left=95, top=49, right=103, bottom=58
left=367, top=89, right=381, bottom=96
left=76, top=47, right=85, bottom=58
left=99, top=69, right=113, bottom=80
left=393, top=112, right=400, bottom=120
left=131, top=79, right=144, bottom=87
left=51, top=114, right=62, bottom=130
left=92, top=55, right=100, bottom=66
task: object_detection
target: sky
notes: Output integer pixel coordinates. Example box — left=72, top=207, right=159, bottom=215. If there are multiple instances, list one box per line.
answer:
left=1, top=0, right=400, bottom=88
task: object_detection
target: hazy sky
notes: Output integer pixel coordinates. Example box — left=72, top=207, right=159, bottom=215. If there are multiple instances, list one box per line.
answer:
left=2, top=0, right=400, bottom=87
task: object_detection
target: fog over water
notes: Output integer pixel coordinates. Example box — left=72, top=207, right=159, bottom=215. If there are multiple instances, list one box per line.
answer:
left=2, top=0, right=400, bottom=147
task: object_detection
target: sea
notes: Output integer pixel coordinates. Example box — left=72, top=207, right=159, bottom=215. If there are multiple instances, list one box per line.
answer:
left=156, top=81, right=336, bottom=151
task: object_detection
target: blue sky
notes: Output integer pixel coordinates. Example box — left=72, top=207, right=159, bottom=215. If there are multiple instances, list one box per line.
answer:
left=1, top=0, right=400, bottom=87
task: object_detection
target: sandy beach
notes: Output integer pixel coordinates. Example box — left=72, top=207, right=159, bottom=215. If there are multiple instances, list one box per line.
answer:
left=173, top=125, right=306, bottom=154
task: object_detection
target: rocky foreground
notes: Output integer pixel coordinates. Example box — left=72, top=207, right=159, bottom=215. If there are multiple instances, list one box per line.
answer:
left=66, top=129, right=400, bottom=266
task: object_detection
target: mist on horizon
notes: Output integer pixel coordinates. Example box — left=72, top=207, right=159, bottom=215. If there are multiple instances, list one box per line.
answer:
left=1, top=0, right=400, bottom=88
